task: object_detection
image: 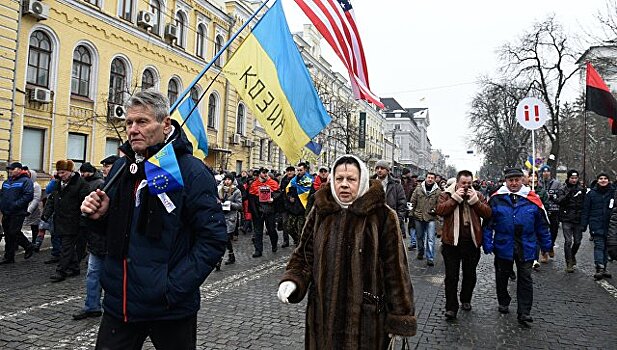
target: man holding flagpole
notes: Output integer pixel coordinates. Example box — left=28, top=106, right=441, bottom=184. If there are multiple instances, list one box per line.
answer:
left=81, top=90, right=227, bottom=349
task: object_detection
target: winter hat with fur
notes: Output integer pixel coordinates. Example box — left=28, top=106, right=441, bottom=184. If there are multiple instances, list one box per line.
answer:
left=55, top=159, right=74, bottom=172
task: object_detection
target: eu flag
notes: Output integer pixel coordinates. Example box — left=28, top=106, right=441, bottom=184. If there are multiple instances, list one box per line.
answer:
left=145, top=142, right=184, bottom=194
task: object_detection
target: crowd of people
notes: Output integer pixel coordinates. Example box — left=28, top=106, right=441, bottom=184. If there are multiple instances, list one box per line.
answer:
left=0, top=91, right=615, bottom=348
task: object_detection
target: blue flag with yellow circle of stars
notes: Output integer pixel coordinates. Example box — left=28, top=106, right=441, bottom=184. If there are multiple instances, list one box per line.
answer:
left=144, top=142, right=184, bottom=195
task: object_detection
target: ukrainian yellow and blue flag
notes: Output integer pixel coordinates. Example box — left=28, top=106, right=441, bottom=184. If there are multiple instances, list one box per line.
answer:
left=223, top=0, right=331, bottom=162
left=287, top=174, right=313, bottom=208
left=171, top=98, right=208, bottom=159
left=145, top=142, right=184, bottom=195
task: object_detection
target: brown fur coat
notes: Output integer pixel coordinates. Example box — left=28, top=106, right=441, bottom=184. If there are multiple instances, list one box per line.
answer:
left=281, top=180, right=416, bottom=349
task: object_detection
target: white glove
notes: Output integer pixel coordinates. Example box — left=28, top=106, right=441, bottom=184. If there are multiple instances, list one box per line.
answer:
left=277, top=281, right=297, bottom=304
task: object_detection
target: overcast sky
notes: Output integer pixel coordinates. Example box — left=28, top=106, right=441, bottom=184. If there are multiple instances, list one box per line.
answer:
left=281, top=0, right=609, bottom=173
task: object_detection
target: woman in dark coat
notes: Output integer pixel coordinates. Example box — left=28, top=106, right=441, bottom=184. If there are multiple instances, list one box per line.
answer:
left=278, top=155, right=416, bottom=349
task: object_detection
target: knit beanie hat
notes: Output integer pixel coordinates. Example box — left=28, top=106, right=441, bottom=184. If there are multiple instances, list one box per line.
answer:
left=55, top=159, right=74, bottom=172
left=79, top=162, right=96, bottom=173
left=539, top=165, right=551, bottom=173
left=566, top=169, right=579, bottom=179
left=597, top=172, right=610, bottom=181
left=375, top=159, right=390, bottom=171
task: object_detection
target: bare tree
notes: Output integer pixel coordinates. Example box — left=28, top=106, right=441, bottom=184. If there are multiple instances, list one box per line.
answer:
left=499, top=16, right=580, bottom=171
left=469, top=79, right=530, bottom=173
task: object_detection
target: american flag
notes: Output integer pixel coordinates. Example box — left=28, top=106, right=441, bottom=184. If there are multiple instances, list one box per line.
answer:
left=295, top=0, right=384, bottom=108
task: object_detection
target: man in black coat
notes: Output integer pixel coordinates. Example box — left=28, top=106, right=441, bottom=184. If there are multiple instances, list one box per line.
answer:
left=81, top=90, right=227, bottom=349
left=555, top=169, right=585, bottom=273
left=373, top=160, right=407, bottom=237
left=73, top=162, right=107, bottom=320
left=0, top=162, right=34, bottom=264
left=43, top=160, right=90, bottom=282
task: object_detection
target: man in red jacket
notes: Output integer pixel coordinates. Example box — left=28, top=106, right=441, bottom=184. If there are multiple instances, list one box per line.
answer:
left=249, top=168, right=280, bottom=257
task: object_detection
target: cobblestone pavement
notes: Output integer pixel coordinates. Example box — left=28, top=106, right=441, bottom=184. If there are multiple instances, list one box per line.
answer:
left=1, top=228, right=616, bottom=349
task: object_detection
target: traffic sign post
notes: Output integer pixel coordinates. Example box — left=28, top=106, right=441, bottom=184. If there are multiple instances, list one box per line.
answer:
left=516, top=97, right=548, bottom=191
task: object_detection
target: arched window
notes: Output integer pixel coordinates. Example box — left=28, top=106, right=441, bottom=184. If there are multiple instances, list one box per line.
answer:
left=196, top=24, right=206, bottom=58
left=214, top=35, right=223, bottom=66
left=150, top=0, right=162, bottom=35
left=175, top=11, right=186, bottom=48
left=168, top=78, right=179, bottom=105
left=207, top=93, right=217, bottom=128
left=109, top=58, right=127, bottom=104
left=190, top=86, right=200, bottom=105
left=27, top=30, right=52, bottom=88
left=141, top=69, right=155, bottom=90
left=71, top=45, right=91, bottom=97
left=236, top=103, right=245, bottom=135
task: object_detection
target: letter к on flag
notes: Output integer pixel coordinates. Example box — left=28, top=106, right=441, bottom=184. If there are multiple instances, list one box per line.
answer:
left=171, top=98, right=209, bottom=158
left=145, top=142, right=184, bottom=195
left=223, top=0, right=331, bottom=163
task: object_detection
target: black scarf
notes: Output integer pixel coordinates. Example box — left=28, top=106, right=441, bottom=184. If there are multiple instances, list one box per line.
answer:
left=106, top=147, right=166, bottom=258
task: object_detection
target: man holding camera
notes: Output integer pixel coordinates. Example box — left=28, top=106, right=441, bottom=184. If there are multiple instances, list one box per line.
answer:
left=436, top=170, right=492, bottom=320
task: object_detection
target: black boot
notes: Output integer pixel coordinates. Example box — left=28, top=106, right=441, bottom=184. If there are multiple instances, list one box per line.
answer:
left=594, top=266, right=604, bottom=280
left=224, top=253, right=236, bottom=265
left=215, top=260, right=221, bottom=271
left=602, top=268, right=612, bottom=279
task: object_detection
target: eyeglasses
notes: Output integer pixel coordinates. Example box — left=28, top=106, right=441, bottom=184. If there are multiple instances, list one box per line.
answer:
left=319, top=169, right=328, bottom=173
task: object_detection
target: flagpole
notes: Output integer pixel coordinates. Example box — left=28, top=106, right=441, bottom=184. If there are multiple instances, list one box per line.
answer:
left=169, top=0, right=272, bottom=114
left=531, top=129, right=535, bottom=191
left=583, top=107, right=588, bottom=187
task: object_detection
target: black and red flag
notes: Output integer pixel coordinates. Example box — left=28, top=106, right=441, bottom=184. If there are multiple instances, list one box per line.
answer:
left=586, top=62, right=617, bottom=135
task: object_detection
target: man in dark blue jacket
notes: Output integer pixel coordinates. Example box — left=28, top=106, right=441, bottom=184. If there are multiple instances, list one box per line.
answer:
left=81, top=91, right=227, bottom=349
left=483, top=168, right=551, bottom=326
left=0, top=162, right=35, bottom=264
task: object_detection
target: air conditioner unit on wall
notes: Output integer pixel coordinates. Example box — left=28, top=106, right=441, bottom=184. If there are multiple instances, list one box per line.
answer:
left=137, top=11, right=155, bottom=29
left=30, top=87, right=51, bottom=103
left=243, top=139, right=253, bottom=148
left=231, top=134, right=241, bottom=144
left=165, top=24, right=178, bottom=41
left=108, top=104, right=126, bottom=120
left=22, top=0, right=49, bottom=20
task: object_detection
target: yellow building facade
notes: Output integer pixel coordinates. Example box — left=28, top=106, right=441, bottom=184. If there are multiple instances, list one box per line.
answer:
left=11, top=0, right=265, bottom=177
left=0, top=0, right=21, bottom=170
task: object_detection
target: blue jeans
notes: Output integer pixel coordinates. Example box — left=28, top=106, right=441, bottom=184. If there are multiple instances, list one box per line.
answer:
left=409, top=221, right=416, bottom=247
left=84, top=253, right=104, bottom=312
left=593, top=235, right=608, bottom=268
left=416, top=220, right=436, bottom=261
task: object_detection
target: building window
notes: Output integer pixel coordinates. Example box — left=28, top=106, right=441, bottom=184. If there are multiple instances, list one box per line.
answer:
left=109, top=58, right=126, bottom=105
left=27, top=30, right=52, bottom=88
left=236, top=103, right=245, bottom=135
left=214, top=35, right=223, bottom=66
left=105, top=138, right=121, bottom=156
left=175, top=11, right=186, bottom=48
left=141, top=69, right=155, bottom=90
left=22, top=127, right=45, bottom=171
left=150, top=0, right=161, bottom=35
left=84, top=0, right=99, bottom=6
left=267, top=141, right=273, bottom=162
left=119, top=0, right=133, bottom=21
left=235, top=160, right=242, bottom=174
left=68, top=133, right=87, bottom=167
left=196, top=24, right=206, bottom=58
left=168, top=78, right=179, bottom=105
left=260, top=139, right=266, bottom=161
left=207, top=93, right=217, bottom=128
left=71, top=45, right=92, bottom=97
left=190, top=86, right=200, bottom=105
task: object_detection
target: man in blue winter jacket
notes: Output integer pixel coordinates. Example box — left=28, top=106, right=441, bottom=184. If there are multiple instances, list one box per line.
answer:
left=0, top=162, right=35, bottom=264
left=81, top=90, right=227, bottom=349
left=482, top=168, right=552, bottom=326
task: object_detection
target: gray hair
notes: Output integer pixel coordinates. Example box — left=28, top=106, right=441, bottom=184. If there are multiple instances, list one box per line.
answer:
left=124, top=90, right=170, bottom=122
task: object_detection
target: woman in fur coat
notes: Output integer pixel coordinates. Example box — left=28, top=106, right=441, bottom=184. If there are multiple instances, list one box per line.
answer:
left=278, top=155, right=416, bottom=349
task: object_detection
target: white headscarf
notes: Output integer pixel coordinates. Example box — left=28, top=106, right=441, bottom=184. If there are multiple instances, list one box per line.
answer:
left=329, top=154, right=370, bottom=209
